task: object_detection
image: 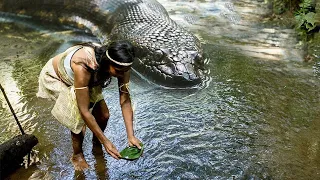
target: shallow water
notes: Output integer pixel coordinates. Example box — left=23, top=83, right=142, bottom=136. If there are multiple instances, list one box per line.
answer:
left=1, top=0, right=320, bottom=179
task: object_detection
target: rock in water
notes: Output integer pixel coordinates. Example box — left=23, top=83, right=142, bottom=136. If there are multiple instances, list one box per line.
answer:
left=0, top=134, right=38, bottom=179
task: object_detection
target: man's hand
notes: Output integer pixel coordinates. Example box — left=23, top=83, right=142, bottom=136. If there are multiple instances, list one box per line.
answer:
left=128, top=136, right=142, bottom=149
left=102, top=139, right=121, bottom=159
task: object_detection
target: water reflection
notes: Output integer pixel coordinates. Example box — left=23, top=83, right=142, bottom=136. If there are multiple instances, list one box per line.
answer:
left=0, top=59, right=36, bottom=141
left=0, top=0, right=320, bottom=179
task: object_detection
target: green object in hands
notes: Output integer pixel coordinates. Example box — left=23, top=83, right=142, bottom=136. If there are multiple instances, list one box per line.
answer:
left=120, top=143, right=144, bottom=160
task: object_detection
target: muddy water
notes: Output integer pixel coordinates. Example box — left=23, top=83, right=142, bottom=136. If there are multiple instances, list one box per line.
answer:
left=0, top=0, right=320, bottom=179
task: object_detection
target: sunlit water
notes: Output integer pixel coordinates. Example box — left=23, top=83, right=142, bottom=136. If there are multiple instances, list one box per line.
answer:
left=0, top=0, right=320, bottom=179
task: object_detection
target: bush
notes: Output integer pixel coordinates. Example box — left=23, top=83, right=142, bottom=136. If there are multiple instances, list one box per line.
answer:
left=295, top=0, right=317, bottom=34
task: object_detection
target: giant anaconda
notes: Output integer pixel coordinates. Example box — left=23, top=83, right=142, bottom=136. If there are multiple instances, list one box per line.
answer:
left=0, top=0, right=205, bottom=88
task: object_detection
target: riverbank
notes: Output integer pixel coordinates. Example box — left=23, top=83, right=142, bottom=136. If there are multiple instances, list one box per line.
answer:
left=261, top=0, right=320, bottom=62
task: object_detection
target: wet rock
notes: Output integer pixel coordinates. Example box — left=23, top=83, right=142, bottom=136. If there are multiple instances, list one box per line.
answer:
left=0, top=134, right=38, bottom=179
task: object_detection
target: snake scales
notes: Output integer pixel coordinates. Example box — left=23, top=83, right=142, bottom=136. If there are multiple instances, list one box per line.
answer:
left=0, top=0, right=205, bottom=87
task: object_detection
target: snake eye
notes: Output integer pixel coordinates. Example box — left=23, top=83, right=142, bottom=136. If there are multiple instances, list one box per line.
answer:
left=153, top=49, right=165, bottom=63
left=155, top=50, right=163, bottom=56
left=194, top=54, right=203, bottom=64
left=193, top=54, right=204, bottom=70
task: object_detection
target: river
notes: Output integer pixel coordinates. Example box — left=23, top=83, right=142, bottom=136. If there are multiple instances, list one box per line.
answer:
left=0, top=0, right=320, bottom=179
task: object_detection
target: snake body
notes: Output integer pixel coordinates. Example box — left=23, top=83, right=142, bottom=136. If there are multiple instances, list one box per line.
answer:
left=0, top=0, right=204, bottom=87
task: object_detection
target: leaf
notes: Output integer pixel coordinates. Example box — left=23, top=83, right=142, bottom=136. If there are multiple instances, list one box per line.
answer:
left=120, top=143, right=144, bottom=160
left=295, top=14, right=306, bottom=28
left=299, top=0, right=313, bottom=9
left=305, top=12, right=316, bottom=25
left=306, top=23, right=316, bottom=31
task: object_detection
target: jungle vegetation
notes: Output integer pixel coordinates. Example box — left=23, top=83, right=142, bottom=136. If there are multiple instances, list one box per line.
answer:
left=265, top=0, right=319, bottom=61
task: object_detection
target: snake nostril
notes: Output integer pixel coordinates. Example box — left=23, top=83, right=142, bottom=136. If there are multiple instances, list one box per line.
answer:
left=189, top=73, right=199, bottom=80
left=196, top=54, right=202, bottom=61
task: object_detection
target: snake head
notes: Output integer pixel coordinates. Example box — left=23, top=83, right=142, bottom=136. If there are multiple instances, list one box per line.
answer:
left=155, top=48, right=204, bottom=86
left=109, top=0, right=206, bottom=88
left=133, top=44, right=205, bottom=88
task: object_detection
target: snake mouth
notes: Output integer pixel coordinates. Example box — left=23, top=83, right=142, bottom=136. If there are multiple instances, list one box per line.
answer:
left=155, top=63, right=202, bottom=86
left=145, top=66, right=202, bottom=87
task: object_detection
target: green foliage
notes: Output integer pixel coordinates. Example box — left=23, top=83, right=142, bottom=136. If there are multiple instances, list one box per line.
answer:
left=295, top=12, right=316, bottom=31
left=295, top=0, right=317, bottom=35
left=298, top=0, right=313, bottom=10
left=269, top=0, right=301, bottom=14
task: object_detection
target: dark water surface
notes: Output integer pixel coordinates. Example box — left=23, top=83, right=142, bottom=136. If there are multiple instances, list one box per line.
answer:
left=1, top=0, right=320, bottom=179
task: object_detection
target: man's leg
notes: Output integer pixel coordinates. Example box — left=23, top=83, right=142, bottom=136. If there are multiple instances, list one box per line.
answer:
left=70, top=130, right=89, bottom=171
left=92, top=100, right=110, bottom=145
